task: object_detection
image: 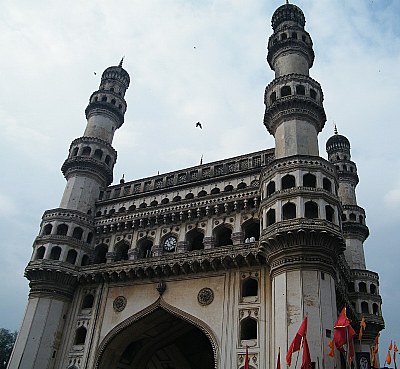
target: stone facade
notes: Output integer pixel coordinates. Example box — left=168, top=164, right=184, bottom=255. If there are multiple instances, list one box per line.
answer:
left=8, top=4, right=384, bottom=369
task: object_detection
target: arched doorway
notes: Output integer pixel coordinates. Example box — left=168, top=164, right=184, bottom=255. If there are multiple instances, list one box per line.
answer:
left=96, top=306, right=216, bottom=369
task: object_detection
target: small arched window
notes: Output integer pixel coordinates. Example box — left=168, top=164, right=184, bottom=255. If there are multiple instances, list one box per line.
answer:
left=101, top=96, right=107, bottom=102
left=161, top=198, right=170, bottom=204
left=361, top=301, right=369, bottom=314
left=310, top=89, right=317, bottom=99
left=323, top=178, right=332, bottom=192
left=303, top=173, right=316, bottom=188
left=137, top=239, right=153, bottom=259
left=105, top=155, right=111, bottom=165
left=211, top=187, right=220, bottom=195
left=139, top=202, right=147, bottom=209
left=128, top=204, right=136, bottom=212
left=267, top=181, right=276, bottom=197
left=81, top=146, right=91, bottom=156
left=224, top=185, right=234, bottom=192
left=56, top=224, right=68, bottom=236
left=267, top=209, right=276, bottom=226
left=281, top=33, right=287, bottom=40
left=281, top=174, right=295, bottom=190
left=81, top=255, right=90, bottom=266
left=270, top=92, right=277, bottom=104
left=237, top=182, right=247, bottom=190
left=74, top=326, right=87, bottom=345
left=214, top=226, right=233, bottom=247
left=282, top=202, right=296, bottom=220
left=118, top=207, right=126, bottom=213
left=242, top=278, right=258, bottom=298
left=93, top=244, right=108, bottom=264
left=242, top=220, right=260, bottom=242
left=36, top=246, right=45, bottom=260
left=72, top=147, right=79, bottom=156
left=359, top=215, right=364, bottom=224
left=370, top=284, right=377, bottom=294
left=281, top=86, right=291, bottom=97
left=72, top=227, right=83, bottom=240
left=94, top=149, right=103, bottom=160
left=359, top=282, right=367, bottom=293
left=150, top=200, right=158, bottom=207
left=66, top=249, right=78, bottom=264
left=325, top=205, right=334, bottom=222
left=173, top=195, right=182, bottom=202
left=82, top=294, right=94, bottom=309
left=240, top=317, right=257, bottom=340
left=198, top=190, right=207, bottom=197
left=50, top=246, right=61, bottom=260
left=43, top=224, right=53, bottom=235
left=186, top=229, right=204, bottom=251
left=292, top=32, right=298, bottom=39
left=296, top=85, right=305, bottom=95
left=305, top=201, right=318, bottom=219
left=341, top=214, right=347, bottom=221
left=349, top=213, right=356, bottom=221
left=111, top=99, right=116, bottom=105
left=114, top=243, right=129, bottom=261
left=372, top=303, right=379, bottom=315
left=185, top=193, right=194, bottom=200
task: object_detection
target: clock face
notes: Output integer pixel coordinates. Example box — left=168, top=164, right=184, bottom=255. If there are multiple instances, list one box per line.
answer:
left=163, top=236, right=177, bottom=252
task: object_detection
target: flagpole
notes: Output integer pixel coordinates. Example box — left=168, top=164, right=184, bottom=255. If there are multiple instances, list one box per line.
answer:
left=294, top=349, right=300, bottom=369
left=345, top=326, right=350, bottom=369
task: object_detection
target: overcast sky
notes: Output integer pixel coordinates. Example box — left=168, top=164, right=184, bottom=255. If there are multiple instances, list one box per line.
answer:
left=1, top=0, right=399, bottom=360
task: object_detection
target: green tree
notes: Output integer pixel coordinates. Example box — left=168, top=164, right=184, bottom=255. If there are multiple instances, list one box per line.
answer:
left=0, top=328, right=17, bottom=369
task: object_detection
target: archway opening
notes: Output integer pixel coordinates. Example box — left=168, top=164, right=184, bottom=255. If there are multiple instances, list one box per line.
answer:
left=97, top=308, right=215, bottom=369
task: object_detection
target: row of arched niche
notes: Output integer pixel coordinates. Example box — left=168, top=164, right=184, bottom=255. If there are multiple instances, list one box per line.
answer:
left=97, top=182, right=249, bottom=217
left=34, top=219, right=261, bottom=266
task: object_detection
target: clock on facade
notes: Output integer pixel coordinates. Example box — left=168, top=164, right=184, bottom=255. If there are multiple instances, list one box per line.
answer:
left=163, top=236, right=177, bottom=252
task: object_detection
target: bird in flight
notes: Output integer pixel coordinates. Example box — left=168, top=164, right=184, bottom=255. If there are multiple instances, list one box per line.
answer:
left=196, top=122, right=202, bottom=129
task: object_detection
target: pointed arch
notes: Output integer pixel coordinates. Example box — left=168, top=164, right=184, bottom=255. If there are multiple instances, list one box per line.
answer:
left=94, top=298, right=219, bottom=369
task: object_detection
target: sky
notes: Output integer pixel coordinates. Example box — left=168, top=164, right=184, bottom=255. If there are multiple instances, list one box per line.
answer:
left=1, top=0, right=400, bottom=361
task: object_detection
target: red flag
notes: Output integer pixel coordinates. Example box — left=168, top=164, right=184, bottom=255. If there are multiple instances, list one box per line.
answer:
left=333, top=307, right=356, bottom=363
left=244, top=345, right=249, bottom=369
left=286, top=317, right=308, bottom=366
left=301, top=337, right=312, bottom=369
left=277, top=347, right=281, bottom=369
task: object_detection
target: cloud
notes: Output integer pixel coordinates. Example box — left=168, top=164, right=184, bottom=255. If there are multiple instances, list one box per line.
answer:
left=0, top=193, right=18, bottom=216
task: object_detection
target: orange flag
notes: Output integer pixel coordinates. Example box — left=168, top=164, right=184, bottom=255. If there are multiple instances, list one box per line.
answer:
left=286, top=317, right=308, bottom=366
left=387, top=341, right=393, bottom=365
left=394, top=342, right=398, bottom=369
left=328, top=340, right=335, bottom=357
left=244, top=345, right=249, bottom=369
left=358, top=317, right=366, bottom=342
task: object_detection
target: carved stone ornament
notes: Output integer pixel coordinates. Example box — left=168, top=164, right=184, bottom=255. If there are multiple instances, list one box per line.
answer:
left=197, top=287, right=214, bottom=306
left=113, top=296, right=127, bottom=312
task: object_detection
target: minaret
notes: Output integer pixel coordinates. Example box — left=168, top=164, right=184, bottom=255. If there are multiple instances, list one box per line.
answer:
left=326, top=129, right=369, bottom=269
left=326, top=130, right=384, bottom=352
left=8, top=62, right=130, bottom=369
left=259, top=4, right=344, bottom=369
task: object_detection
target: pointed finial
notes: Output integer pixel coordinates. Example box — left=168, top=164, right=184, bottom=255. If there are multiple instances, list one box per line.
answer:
left=286, top=0, right=289, bottom=4
left=120, top=174, right=125, bottom=184
left=334, top=123, right=338, bottom=135
left=200, top=154, right=203, bottom=165
left=118, top=56, right=125, bottom=67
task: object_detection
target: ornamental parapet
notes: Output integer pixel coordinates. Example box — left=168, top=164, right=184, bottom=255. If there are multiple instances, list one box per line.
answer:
left=348, top=291, right=382, bottom=304
left=78, top=243, right=264, bottom=284
left=94, top=191, right=260, bottom=234
left=262, top=186, right=340, bottom=206
left=42, top=208, right=94, bottom=227
left=261, top=218, right=343, bottom=239
left=267, top=37, right=314, bottom=70
left=97, top=149, right=274, bottom=203
left=261, top=155, right=335, bottom=179
left=69, top=136, right=117, bottom=156
left=33, top=235, right=93, bottom=253
left=264, top=94, right=326, bottom=135
left=342, top=222, right=369, bottom=241
left=336, top=169, right=359, bottom=184
left=61, top=156, right=114, bottom=186
left=351, top=269, right=379, bottom=281
left=85, top=102, right=125, bottom=128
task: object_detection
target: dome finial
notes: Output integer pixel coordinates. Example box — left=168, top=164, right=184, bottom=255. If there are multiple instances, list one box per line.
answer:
left=120, top=174, right=125, bottom=184
left=118, top=56, right=125, bottom=67
left=286, top=0, right=289, bottom=4
left=334, top=122, right=338, bottom=135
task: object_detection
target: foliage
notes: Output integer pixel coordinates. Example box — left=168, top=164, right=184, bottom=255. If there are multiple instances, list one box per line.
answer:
left=0, top=328, right=17, bottom=369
